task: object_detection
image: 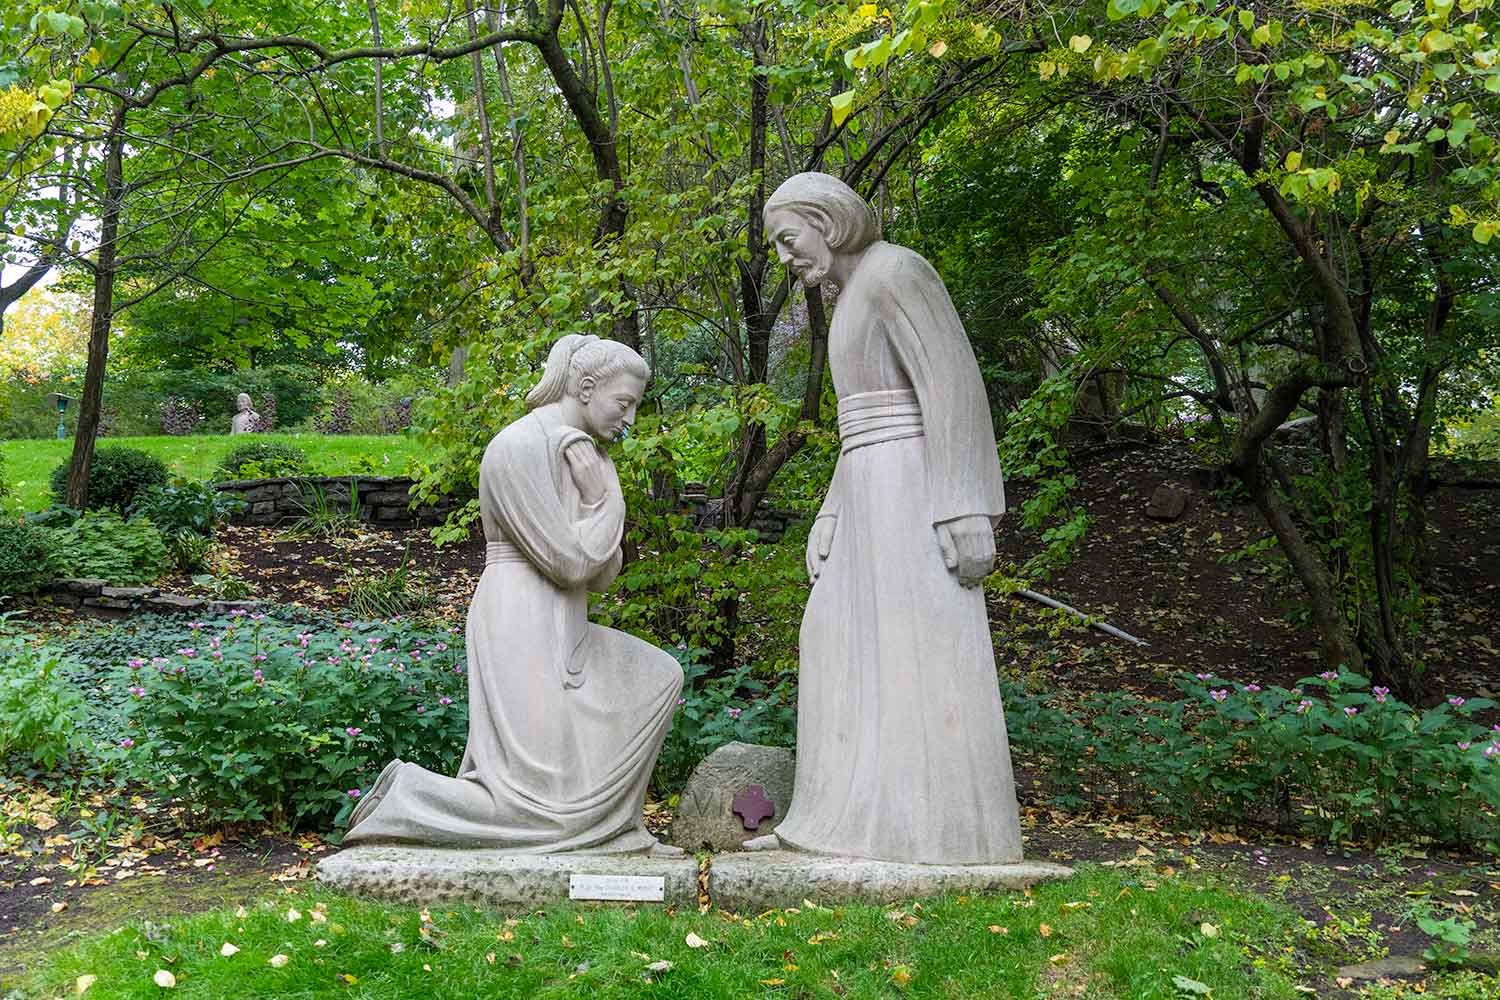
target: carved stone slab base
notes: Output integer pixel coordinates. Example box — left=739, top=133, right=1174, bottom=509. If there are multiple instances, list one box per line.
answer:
left=316, top=847, right=700, bottom=908
left=708, top=851, right=1074, bottom=912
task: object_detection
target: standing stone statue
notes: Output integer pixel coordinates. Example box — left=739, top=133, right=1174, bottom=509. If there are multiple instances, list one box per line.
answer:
left=344, top=334, right=685, bottom=856
left=752, top=172, right=1022, bottom=865
left=230, top=392, right=260, bottom=434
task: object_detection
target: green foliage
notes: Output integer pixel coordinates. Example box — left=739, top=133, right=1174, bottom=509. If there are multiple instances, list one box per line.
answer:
left=1005, top=670, right=1500, bottom=851
left=213, top=440, right=310, bottom=480
left=42, top=511, right=170, bottom=585
left=128, top=479, right=245, bottom=536
left=283, top=481, right=362, bottom=541
left=653, top=651, right=797, bottom=792
left=0, top=619, right=85, bottom=770
left=49, top=445, right=168, bottom=511
left=116, top=616, right=468, bottom=831
left=1418, top=912, right=1476, bottom=968
left=0, top=515, right=54, bottom=597
left=164, top=530, right=216, bottom=574
left=343, top=549, right=435, bottom=621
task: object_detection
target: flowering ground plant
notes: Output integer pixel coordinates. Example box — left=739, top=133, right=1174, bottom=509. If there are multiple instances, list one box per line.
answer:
left=112, top=614, right=468, bottom=832
left=653, top=647, right=796, bottom=792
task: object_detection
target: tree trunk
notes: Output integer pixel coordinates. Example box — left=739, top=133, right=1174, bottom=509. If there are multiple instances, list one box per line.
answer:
left=64, top=122, right=125, bottom=510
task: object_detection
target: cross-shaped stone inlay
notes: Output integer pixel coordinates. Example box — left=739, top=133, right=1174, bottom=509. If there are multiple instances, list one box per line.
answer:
left=731, top=784, right=776, bottom=831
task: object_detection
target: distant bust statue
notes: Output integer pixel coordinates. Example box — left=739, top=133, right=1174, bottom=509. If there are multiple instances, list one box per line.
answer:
left=748, top=172, right=1022, bottom=864
left=230, top=392, right=259, bottom=434
left=344, top=334, right=685, bottom=856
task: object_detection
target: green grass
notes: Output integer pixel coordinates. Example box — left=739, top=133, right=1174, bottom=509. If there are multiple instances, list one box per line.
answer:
left=12, top=866, right=1310, bottom=999
left=0, top=433, right=427, bottom=514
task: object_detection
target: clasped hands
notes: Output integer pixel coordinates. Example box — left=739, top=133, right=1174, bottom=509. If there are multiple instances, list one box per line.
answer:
left=805, top=513, right=995, bottom=588
left=563, top=439, right=614, bottom=505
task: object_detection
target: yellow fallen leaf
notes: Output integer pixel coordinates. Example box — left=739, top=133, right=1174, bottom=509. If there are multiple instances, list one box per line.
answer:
left=152, top=969, right=176, bottom=988
left=647, top=960, right=674, bottom=972
left=1060, top=901, right=1091, bottom=912
left=929, top=40, right=948, bottom=58
left=685, top=931, right=709, bottom=948
left=234, top=906, right=248, bottom=919
left=987, top=925, right=1008, bottom=934
left=1199, top=922, right=1219, bottom=938
left=890, top=964, right=913, bottom=985
left=1048, top=952, right=1071, bottom=964
left=52, top=901, right=68, bottom=913
left=1039, top=923, right=1054, bottom=938
left=75, top=974, right=97, bottom=994
left=1336, top=977, right=1354, bottom=988
left=310, top=909, right=328, bottom=923
left=759, top=979, right=786, bottom=986
left=339, top=974, right=358, bottom=984
left=219, top=942, right=239, bottom=957
left=285, top=907, right=302, bottom=922
left=268, top=954, right=289, bottom=968
left=485, top=952, right=496, bottom=965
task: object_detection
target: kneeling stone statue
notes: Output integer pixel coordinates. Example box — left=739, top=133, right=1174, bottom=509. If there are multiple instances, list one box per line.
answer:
left=344, top=334, right=684, bottom=857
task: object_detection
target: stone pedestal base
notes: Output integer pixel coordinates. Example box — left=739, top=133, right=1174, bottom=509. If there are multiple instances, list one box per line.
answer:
left=316, top=847, right=700, bottom=908
left=317, top=846, right=1073, bottom=912
left=708, top=851, right=1073, bottom=912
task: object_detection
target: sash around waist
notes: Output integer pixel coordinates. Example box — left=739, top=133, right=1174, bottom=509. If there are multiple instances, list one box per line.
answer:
left=837, top=388, right=924, bottom=453
left=485, top=540, right=529, bottom=566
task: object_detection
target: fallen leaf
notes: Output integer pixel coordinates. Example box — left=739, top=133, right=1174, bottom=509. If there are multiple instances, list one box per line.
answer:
left=234, top=906, right=248, bottom=919
left=485, top=952, right=496, bottom=965
left=339, top=973, right=358, bottom=984
left=153, top=969, right=176, bottom=988
left=52, top=901, right=68, bottom=913
left=219, top=942, right=239, bottom=957
left=75, top=974, right=97, bottom=994
left=759, top=979, right=786, bottom=986
left=889, top=964, right=913, bottom=985
left=1048, top=952, right=1070, bottom=964
left=685, top=931, right=709, bottom=948
left=1336, top=977, right=1354, bottom=988
left=268, top=954, right=289, bottom=968
left=987, top=925, right=1008, bottom=934
left=1039, top=923, right=1054, bottom=938
left=285, top=907, right=302, bottom=922
left=1199, top=922, right=1219, bottom=938
left=647, top=960, right=674, bottom=972
left=1060, top=901, right=1091, bottom=912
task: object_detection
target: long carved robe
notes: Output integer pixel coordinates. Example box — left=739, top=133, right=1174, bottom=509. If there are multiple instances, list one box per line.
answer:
left=343, top=407, right=682, bottom=851
left=771, top=241, right=1023, bottom=864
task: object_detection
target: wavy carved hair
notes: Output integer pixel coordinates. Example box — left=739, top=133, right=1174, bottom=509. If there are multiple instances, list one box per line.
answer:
left=524, top=334, right=651, bottom=411
left=763, top=172, right=880, bottom=252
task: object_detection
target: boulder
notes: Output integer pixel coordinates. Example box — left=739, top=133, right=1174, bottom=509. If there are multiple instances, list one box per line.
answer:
left=1145, top=484, right=1190, bottom=522
left=668, top=742, right=795, bottom=852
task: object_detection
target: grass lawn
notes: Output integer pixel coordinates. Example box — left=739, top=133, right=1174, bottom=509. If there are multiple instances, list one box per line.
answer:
left=14, top=867, right=1312, bottom=999
left=0, top=433, right=427, bottom=514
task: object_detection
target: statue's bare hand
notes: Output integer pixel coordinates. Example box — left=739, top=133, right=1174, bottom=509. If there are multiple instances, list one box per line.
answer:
left=564, top=440, right=609, bottom=505
left=806, top=516, right=836, bottom=583
left=935, top=516, right=996, bottom=588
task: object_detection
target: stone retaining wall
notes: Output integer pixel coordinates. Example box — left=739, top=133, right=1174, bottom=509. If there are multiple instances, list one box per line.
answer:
left=214, top=476, right=469, bottom=527
left=45, top=578, right=262, bottom=617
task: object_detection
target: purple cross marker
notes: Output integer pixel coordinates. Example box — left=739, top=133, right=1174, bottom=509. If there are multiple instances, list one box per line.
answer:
left=731, top=785, right=776, bottom=831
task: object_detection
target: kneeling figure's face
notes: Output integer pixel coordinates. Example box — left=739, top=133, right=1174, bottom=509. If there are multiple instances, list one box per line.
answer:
left=766, top=207, right=832, bottom=287
left=580, top=371, right=646, bottom=442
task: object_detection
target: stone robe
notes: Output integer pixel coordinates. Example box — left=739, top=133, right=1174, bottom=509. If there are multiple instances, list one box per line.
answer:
left=343, top=407, right=682, bottom=851
left=771, top=240, right=1023, bottom=864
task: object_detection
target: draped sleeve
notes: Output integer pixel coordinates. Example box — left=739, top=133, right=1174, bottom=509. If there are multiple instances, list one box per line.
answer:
left=481, top=417, right=625, bottom=590
left=875, top=247, right=1006, bottom=526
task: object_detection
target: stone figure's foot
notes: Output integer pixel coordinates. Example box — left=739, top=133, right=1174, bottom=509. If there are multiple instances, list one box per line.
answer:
left=647, top=842, right=687, bottom=859
left=742, top=833, right=781, bottom=852
left=347, top=759, right=402, bottom=832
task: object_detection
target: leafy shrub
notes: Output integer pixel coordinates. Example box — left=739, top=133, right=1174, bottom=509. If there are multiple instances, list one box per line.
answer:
left=115, top=616, right=467, bottom=830
left=43, top=511, right=170, bottom=584
left=164, top=531, right=216, bottom=574
left=282, top=481, right=360, bottom=540
left=653, top=649, right=796, bottom=792
left=49, top=446, right=170, bottom=511
left=159, top=396, right=203, bottom=435
left=129, top=480, right=244, bottom=536
left=1004, top=669, right=1500, bottom=851
left=214, top=441, right=309, bottom=480
left=0, top=517, right=53, bottom=598
left=0, top=620, right=85, bottom=769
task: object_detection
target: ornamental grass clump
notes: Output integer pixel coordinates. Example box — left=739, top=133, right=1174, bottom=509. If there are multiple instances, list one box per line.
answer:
left=113, top=615, right=467, bottom=832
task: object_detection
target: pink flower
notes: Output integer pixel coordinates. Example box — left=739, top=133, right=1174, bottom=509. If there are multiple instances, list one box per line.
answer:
left=438, top=696, right=453, bottom=706
left=1244, top=684, right=1262, bottom=693
left=128, top=658, right=145, bottom=669
left=177, top=648, right=197, bottom=658
left=229, top=608, right=247, bottom=618
left=1486, top=744, right=1500, bottom=759
left=1319, top=671, right=1339, bottom=681
left=1343, top=706, right=1358, bottom=717
left=211, top=651, right=222, bottom=660
left=348, top=789, right=361, bottom=799
left=346, top=727, right=362, bottom=737
left=676, top=697, right=687, bottom=706
left=415, top=705, right=425, bottom=714
left=1210, top=689, right=1229, bottom=703
left=1297, top=699, right=1313, bottom=714
left=254, top=653, right=267, bottom=662
left=128, top=686, right=146, bottom=699
left=727, top=707, right=743, bottom=719
left=1458, top=741, right=1472, bottom=751
left=1448, top=696, right=1466, bottom=707
left=119, top=738, right=135, bottom=749
left=1195, top=672, right=1213, bottom=681
left=253, top=669, right=265, bottom=684
left=187, top=621, right=203, bottom=630
left=1373, top=687, right=1389, bottom=703
left=434, top=642, right=449, bottom=652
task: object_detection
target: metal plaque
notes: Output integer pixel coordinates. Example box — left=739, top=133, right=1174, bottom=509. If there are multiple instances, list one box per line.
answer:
left=567, top=873, right=666, bottom=902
